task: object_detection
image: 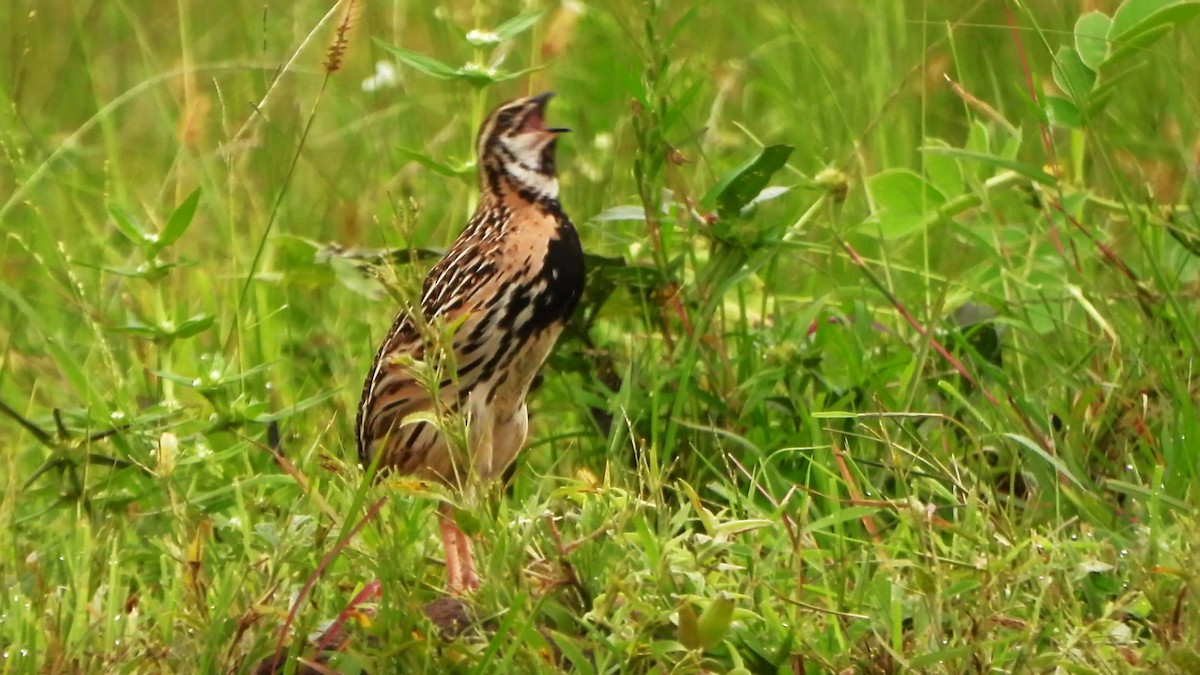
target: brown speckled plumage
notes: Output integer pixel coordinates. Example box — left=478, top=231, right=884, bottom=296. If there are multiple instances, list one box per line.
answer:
left=355, top=94, right=583, bottom=548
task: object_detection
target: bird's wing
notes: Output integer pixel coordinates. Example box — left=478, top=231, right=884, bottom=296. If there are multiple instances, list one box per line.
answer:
left=355, top=237, right=504, bottom=472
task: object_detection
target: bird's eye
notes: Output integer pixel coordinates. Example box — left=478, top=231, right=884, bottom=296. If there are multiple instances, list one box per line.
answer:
left=496, top=109, right=517, bottom=129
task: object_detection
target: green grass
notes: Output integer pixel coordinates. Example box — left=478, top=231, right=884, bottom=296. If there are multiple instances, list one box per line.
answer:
left=3, top=0, right=1200, bottom=672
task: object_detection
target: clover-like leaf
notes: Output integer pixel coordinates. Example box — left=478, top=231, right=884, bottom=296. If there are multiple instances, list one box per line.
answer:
left=863, top=169, right=945, bottom=239
left=1075, top=11, right=1112, bottom=71
left=1044, top=95, right=1083, bottom=129
left=1052, top=47, right=1096, bottom=104
left=1106, top=0, right=1200, bottom=67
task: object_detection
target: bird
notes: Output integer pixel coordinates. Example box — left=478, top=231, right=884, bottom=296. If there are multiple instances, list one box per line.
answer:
left=355, top=92, right=585, bottom=594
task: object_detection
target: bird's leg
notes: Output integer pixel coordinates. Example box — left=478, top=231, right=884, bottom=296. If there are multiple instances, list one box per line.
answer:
left=455, top=520, right=480, bottom=591
left=437, top=503, right=480, bottom=593
left=437, top=503, right=464, bottom=593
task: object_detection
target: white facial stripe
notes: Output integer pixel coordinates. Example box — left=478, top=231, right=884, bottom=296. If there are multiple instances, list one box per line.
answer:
left=505, top=162, right=558, bottom=199
left=498, top=134, right=558, bottom=199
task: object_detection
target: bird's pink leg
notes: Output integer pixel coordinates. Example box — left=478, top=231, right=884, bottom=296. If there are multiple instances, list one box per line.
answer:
left=437, top=504, right=480, bottom=593
left=455, top=522, right=480, bottom=591
left=437, top=504, right=464, bottom=593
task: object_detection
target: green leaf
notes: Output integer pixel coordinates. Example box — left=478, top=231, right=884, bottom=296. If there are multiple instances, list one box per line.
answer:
left=1075, top=11, right=1112, bottom=71
left=701, top=145, right=793, bottom=219
left=962, top=121, right=991, bottom=183
left=590, top=205, right=647, bottom=222
left=372, top=38, right=541, bottom=86
left=1003, top=432, right=1086, bottom=490
left=696, top=593, right=736, bottom=650
left=803, top=505, right=881, bottom=533
left=329, top=256, right=384, bottom=300
left=920, top=146, right=1057, bottom=185
left=863, top=169, right=945, bottom=239
left=375, top=40, right=460, bottom=79
left=1052, top=47, right=1096, bottom=104
left=1085, top=63, right=1144, bottom=115
left=111, top=313, right=213, bottom=342
left=1104, top=480, right=1193, bottom=512
left=109, top=319, right=159, bottom=339
left=1044, top=95, right=1083, bottom=129
left=549, top=631, right=596, bottom=675
left=153, top=188, right=200, bottom=254
left=922, top=138, right=964, bottom=198
left=712, top=519, right=773, bottom=537
left=251, top=389, right=340, bottom=423
left=171, top=313, right=214, bottom=339
left=1106, top=0, right=1200, bottom=67
left=107, top=205, right=150, bottom=247
left=73, top=258, right=193, bottom=281
left=493, top=10, right=543, bottom=42
left=395, top=147, right=473, bottom=179
left=677, top=602, right=700, bottom=650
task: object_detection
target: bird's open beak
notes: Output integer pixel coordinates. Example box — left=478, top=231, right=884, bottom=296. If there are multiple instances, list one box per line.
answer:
left=526, top=92, right=570, bottom=134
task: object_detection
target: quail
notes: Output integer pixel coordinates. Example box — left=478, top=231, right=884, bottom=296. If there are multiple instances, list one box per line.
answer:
left=356, top=92, right=584, bottom=593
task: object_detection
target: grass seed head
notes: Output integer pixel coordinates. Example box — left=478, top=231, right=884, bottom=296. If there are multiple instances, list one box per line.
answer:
left=324, top=0, right=359, bottom=75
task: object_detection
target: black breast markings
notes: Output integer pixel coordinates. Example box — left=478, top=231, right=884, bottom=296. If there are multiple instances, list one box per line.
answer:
left=534, top=222, right=585, bottom=327
left=496, top=225, right=583, bottom=344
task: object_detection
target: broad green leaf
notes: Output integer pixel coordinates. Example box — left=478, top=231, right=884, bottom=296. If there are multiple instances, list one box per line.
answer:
left=171, top=313, right=214, bottom=339
left=863, top=169, right=945, bottom=239
left=963, top=120, right=991, bottom=182
left=696, top=593, right=736, bottom=650
left=375, top=41, right=460, bottom=79
left=920, top=146, right=1057, bottom=185
left=701, top=144, right=794, bottom=220
left=922, top=138, right=964, bottom=198
left=1106, top=0, right=1200, bottom=66
left=1075, top=11, right=1112, bottom=71
left=1109, top=0, right=1200, bottom=39
left=153, top=188, right=200, bottom=254
left=1052, top=47, right=1096, bottom=104
left=1044, top=95, right=1083, bottom=129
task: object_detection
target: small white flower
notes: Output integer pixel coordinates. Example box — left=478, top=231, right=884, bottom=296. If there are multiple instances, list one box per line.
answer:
left=361, top=61, right=400, bottom=92
left=465, top=29, right=501, bottom=46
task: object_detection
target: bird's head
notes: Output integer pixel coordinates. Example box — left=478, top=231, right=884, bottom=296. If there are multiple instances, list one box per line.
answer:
left=476, top=92, right=569, bottom=202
